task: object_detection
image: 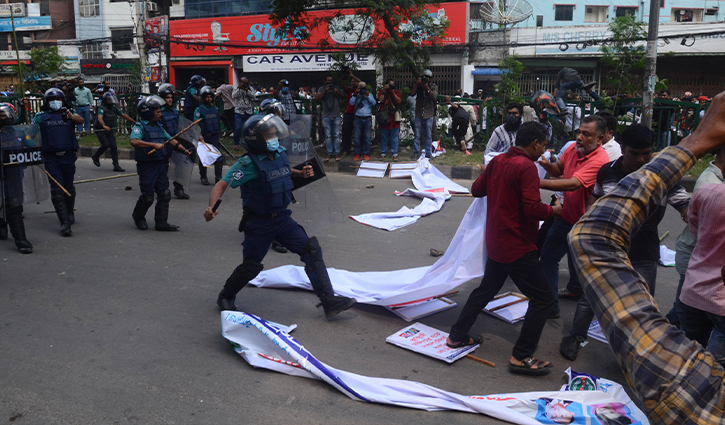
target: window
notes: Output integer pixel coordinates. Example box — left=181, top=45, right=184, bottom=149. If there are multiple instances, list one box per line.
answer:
left=111, top=28, right=134, bottom=51
left=82, top=41, right=103, bottom=59
left=615, top=6, right=636, bottom=17
left=79, top=0, right=99, bottom=17
left=185, top=0, right=265, bottom=18
left=584, top=5, right=607, bottom=22
left=660, top=0, right=665, bottom=8
left=40, top=0, right=50, bottom=16
left=554, top=5, right=574, bottom=21
left=536, top=15, right=543, bottom=26
left=672, top=9, right=702, bottom=22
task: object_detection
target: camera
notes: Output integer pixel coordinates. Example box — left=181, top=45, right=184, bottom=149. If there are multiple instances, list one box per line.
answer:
left=420, top=76, right=430, bottom=84
left=340, top=65, right=350, bottom=73
left=60, top=107, right=70, bottom=121
left=326, top=82, right=333, bottom=89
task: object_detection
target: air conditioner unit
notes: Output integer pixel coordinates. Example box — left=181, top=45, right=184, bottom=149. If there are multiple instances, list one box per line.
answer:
left=147, top=2, right=158, bottom=12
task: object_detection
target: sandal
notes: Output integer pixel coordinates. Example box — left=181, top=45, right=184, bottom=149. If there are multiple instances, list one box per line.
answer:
left=446, top=334, right=482, bottom=349
left=508, top=357, right=552, bottom=376
left=324, top=155, right=331, bottom=162
left=335, top=155, right=341, bottom=162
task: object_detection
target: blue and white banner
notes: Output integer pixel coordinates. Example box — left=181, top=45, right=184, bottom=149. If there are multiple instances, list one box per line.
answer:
left=221, top=312, right=648, bottom=424
left=0, top=16, right=51, bottom=32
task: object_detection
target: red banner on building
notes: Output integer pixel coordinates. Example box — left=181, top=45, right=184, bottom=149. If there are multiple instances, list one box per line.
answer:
left=169, top=2, right=466, bottom=57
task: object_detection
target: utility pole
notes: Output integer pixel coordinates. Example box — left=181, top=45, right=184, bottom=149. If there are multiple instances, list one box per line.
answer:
left=641, top=0, right=661, bottom=129
left=10, top=6, right=25, bottom=93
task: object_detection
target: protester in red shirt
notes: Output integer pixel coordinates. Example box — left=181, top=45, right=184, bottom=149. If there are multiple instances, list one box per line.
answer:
left=447, top=122, right=562, bottom=376
left=377, top=79, right=402, bottom=160
left=538, top=115, right=610, bottom=317
left=341, top=70, right=362, bottom=155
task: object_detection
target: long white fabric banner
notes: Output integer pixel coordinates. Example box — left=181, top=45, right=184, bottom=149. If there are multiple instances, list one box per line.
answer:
left=251, top=197, right=487, bottom=307
left=221, top=312, right=648, bottom=425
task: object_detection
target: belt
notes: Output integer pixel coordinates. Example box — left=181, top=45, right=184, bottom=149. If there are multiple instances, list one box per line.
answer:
left=355, top=116, right=372, bottom=119
left=76, top=104, right=90, bottom=107
left=46, top=150, right=76, bottom=156
left=247, top=210, right=286, bottom=219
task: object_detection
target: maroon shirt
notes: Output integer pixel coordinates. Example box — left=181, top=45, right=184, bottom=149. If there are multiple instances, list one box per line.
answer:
left=345, top=87, right=356, bottom=114
left=473, top=146, right=553, bottom=263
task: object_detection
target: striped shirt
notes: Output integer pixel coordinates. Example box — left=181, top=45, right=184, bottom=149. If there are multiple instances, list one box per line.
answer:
left=569, top=146, right=725, bottom=424
left=680, top=183, right=725, bottom=316
left=484, top=124, right=517, bottom=155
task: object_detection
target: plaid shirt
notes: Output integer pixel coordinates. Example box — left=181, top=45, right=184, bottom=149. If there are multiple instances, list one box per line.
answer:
left=569, top=146, right=725, bottom=424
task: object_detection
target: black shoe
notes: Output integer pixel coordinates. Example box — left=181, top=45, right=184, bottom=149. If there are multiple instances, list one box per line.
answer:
left=548, top=306, right=561, bottom=319
left=0, top=219, right=7, bottom=240
left=200, top=177, right=210, bottom=186
left=271, top=240, right=288, bottom=253
left=560, top=335, right=582, bottom=361
left=155, top=223, right=180, bottom=231
left=133, top=215, right=148, bottom=230
left=318, top=296, right=357, bottom=319
left=217, top=294, right=237, bottom=311
left=113, top=164, right=125, bottom=172
left=425, top=152, right=432, bottom=159
left=92, top=156, right=100, bottom=167
left=558, top=288, right=582, bottom=300
left=581, top=81, right=597, bottom=92
left=15, top=239, right=33, bottom=254
left=60, top=223, right=72, bottom=237
left=174, top=188, right=190, bottom=200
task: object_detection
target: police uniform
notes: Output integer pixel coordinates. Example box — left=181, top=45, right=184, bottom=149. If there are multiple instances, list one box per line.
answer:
left=159, top=104, right=189, bottom=198
left=195, top=104, right=224, bottom=183
left=0, top=125, right=33, bottom=252
left=34, top=110, right=79, bottom=236
left=215, top=130, right=356, bottom=318
left=184, top=86, right=200, bottom=120
left=130, top=120, right=177, bottom=230
left=92, top=103, right=124, bottom=170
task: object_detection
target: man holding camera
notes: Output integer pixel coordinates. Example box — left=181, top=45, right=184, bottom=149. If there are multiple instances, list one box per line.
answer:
left=274, top=80, right=298, bottom=125
left=377, top=79, right=402, bottom=160
left=316, top=74, right=346, bottom=162
left=232, top=76, right=256, bottom=150
left=341, top=69, right=362, bottom=155
left=410, top=69, right=438, bottom=159
left=349, top=82, right=376, bottom=162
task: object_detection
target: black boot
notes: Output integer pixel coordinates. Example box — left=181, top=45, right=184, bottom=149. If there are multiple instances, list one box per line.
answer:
left=132, top=196, right=154, bottom=230
left=7, top=210, right=32, bottom=254
left=0, top=218, right=7, bottom=240
left=173, top=182, right=189, bottom=199
left=92, top=152, right=101, bottom=167
left=217, top=259, right=264, bottom=311
left=214, top=160, right=223, bottom=184
left=271, top=239, right=288, bottom=253
left=113, top=163, right=125, bottom=172
left=154, top=190, right=179, bottom=231
left=66, top=187, right=76, bottom=225
left=111, top=148, right=124, bottom=171
left=303, top=236, right=356, bottom=318
left=51, top=187, right=72, bottom=236
left=199, top=161, right=210, bottom=185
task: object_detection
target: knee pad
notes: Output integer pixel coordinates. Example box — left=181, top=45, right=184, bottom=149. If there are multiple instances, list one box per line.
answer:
left=67, top=186, right=76, bottom=198
left=302, top=236, right=323, bottom=262
left=140, top=196, right=155, bottom=206
left=241, top=259, right=264, bottom=277
left=50, top=186, right=64, bottom=200
left=159, top=189, right=171, bottom=203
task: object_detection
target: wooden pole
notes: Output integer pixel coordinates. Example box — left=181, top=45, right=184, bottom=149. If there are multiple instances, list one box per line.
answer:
left=147, top=118, right=202, bottom=154
left=41, top=166, right=71, bottom=196
left=466, top=354, right=496, bottom=368
left=74, top=173, right=138, bottom=184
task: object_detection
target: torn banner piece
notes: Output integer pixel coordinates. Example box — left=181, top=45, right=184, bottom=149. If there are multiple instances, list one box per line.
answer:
left=251, top=197, right=487, bottom=307
left=350, top=188, right=449, bottom=231
left=221, top=311, right=648, bottom=425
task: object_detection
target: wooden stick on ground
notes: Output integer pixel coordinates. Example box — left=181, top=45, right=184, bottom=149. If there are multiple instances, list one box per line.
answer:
left=148, top=118, right=203, bottom=154
left=466, top=354, right=496, bottom=367
left=41, top=166, right=71, bottom=196
left=659, top=230, right=670, bottom=242
left=74, top=173, right=138, bottom=184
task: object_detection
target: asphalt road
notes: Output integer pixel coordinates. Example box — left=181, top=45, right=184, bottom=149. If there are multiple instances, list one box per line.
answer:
left=1, top=157, right=686, bottom=424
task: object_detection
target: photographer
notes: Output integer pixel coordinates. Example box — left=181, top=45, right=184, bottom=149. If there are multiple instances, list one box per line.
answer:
left=316, top=74, right=346, bottom=162
left=341, top=69, right=362, bottom=155
left=410, top=69, right=438, bottom=159
left=273, top=79, right=298, bottom=125
left=377, top=79, right=402, bottom=160
left=348, top=82, right=376, bottom=162
left=232, top=76, right=256, bottom=150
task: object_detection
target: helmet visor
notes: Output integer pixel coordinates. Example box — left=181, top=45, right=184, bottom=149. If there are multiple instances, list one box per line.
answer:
left=252, top=114, right=289, bottom=141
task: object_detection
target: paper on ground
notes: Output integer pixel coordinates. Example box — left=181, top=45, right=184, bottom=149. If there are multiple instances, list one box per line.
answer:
left=350, top=188, right=448, bottom=231
left=222, top=312, right=649, bottom=425
left=658, top=245, right=676, bottom=266
left=386, top=323, right=477, bottom=363
left=251, top=197, right=488, bottom=307
left=197, top=142, right=222, bottom=167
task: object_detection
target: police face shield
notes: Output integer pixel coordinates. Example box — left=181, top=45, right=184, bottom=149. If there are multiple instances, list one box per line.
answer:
left=0, top=124, right=49, bottom=207
left=167, top=116, right=201, bottom=189
left=104, top=95, right=119, bottom=106
left=255, top=115, right=290, bottom=142
left=280, top=114, right=315, bottom=164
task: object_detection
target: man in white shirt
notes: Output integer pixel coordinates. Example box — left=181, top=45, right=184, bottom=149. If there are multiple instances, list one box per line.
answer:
left=594, top=110, right=622, bottom=161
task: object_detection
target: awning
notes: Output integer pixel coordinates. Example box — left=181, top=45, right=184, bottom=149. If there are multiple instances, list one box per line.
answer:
left=472, top=67, right=502, bottom=75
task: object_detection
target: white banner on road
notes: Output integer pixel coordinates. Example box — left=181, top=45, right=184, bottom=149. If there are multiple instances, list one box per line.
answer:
left=221, top=312, right=648, bottom=424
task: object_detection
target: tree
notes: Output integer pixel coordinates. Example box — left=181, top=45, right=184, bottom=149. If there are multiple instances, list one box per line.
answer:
left=269, top=0, right=449, bottom=72
left=599, top=15, right=646, bottom=96
left=494, top=54, right=524, bottom=104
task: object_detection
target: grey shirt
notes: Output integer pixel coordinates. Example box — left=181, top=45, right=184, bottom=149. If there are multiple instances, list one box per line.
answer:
left=232, top=86, right=256, bottom=115
left=415, top=83, right=438, bottom=120
left=320, top=85, right=342, bottom=119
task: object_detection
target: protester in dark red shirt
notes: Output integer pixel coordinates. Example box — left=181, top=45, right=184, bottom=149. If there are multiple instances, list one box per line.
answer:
left=447, top=122, right=562, bottom=376
left=341, top=70, right=362, bottom=155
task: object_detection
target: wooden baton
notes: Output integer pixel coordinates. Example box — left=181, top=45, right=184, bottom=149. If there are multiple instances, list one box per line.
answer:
left=147, top=118, right=203, bottom=154
left=466, top=354, right=496, bottom=368
left=40, top=166, right=72, bottom=197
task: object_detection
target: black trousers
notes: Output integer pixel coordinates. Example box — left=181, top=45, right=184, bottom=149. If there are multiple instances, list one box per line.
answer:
left=94, top=130, right=119, bottom=165
left=450, top=250, right=555, bottom=360
left=221, top=108, right=235, bottom=133
left=341, top=112, right=355, bottom=152
left=451, top=117, right=469, bottom=143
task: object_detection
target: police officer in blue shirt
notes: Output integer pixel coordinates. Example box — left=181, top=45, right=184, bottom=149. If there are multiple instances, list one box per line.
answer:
left=130, top=95, right=192, bottom=231
left=0, top=103, right=33, bottom=253
left=204, top=114, right=357, bottom=319
left=195, top=85, right=224, bottom=185
left=33, top=88, right=84, bottom=237
left=184, top=75, right=205, bottom=120
left=158, top=83, right=190, bottom=199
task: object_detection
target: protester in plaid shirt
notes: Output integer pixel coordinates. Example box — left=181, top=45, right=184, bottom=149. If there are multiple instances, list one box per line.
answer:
left=568, top=90, right=725, bottom=424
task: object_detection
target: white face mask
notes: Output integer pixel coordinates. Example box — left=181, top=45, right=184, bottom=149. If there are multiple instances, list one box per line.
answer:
left=49, top=100, right=63, bottom=111
left=266, top=138, right=279, bottom=152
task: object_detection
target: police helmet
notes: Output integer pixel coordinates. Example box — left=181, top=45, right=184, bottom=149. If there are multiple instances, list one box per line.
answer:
left=530, top=90, right=563, bottom=118
left=259, top=98, right=286, bottom=117
left=199, top=86, right=214, bottom=99
left=103, top=92, right=118, bottom=106
left=158, top=83, right=175, bottom=97
left=42, top=87, right=67, bottom=111
left=137, top=95, right=165, bottom=121
left=242, top=114, right=289, bottom=154
left=190, top=75, right=206, bottom=88
left=421, top=69, right=433, bottom=78
left=0, top=102, right=17, bottom=125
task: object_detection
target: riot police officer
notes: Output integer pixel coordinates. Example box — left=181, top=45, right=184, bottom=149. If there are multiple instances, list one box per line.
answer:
left=33, top=88, right=84, bottom=237
left=195, top=85, right=223, bottom=185
left=184, top=75, right=205, bottom=120
left=129, top=95, right=192, bottom=231
left=0, top=103, right=32, bottom=253
left=158, top=83, right=190, bottom=199
left=204, top=114, right=357, bottom=319
left=91, top=92, right=135, bottom=171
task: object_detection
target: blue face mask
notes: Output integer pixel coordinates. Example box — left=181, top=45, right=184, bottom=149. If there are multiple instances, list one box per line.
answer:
left=360, top=88, right=367, bottom=93
left=282, top=87, right=289, bottom=94
left=266, top=138, right=279, bottom=152
left=49, top=100, right=63, bottom=111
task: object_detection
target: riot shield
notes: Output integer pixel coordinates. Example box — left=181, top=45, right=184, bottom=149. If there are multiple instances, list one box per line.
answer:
left=281, top=114, right=316, bottom=165
left=288, top=174, right=344, bottom=236
left=167, top=116, right=201, bottom=188
left=0, top=124, right=49, bottom=206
